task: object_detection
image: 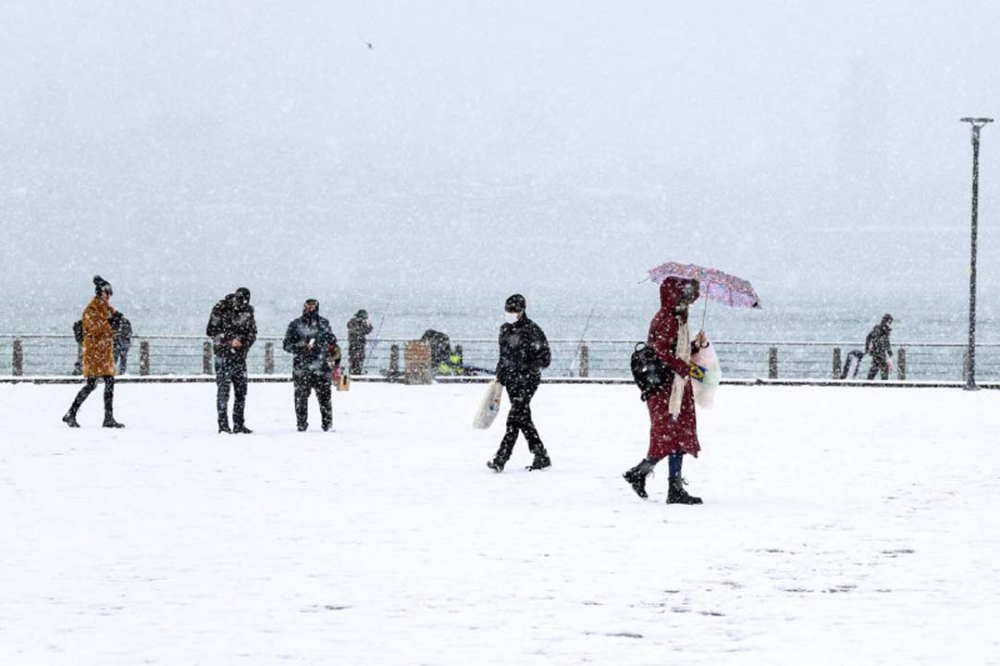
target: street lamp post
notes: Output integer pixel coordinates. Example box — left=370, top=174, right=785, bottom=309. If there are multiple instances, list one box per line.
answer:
left=960, top=117, right=993, bottom=391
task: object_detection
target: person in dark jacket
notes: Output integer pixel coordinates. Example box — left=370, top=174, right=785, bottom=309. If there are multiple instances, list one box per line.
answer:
left=487, top=294, right=552, bottom=472
left=347, top=310, right=373, bottom=375
left=206, top=287, right=257, bottom=433
left=623, top=278, right=706, bottom=504
left=63, top=276, right=124, bottom=428
left=284, top=299, right=340, bottom=432
left=865, top=314, right=894, bottom=380
left=111, top=311, right=133, bottom=374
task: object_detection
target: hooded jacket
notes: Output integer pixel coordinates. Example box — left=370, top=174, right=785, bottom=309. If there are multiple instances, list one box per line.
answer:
left=495, top=314, right=551, bottom=387
left=283, top=303, right=340, bottom=377
left=206, top=292, right=257, bottom=360
left=865, top=316, right=893, bottom=360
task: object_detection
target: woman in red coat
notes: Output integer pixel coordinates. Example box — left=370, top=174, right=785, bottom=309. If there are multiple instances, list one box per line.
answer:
left=623, top=277, right=707, bottom=503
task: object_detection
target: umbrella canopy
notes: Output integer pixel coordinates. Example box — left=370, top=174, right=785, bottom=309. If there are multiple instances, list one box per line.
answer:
left=648, top=262, right=761, bottom=309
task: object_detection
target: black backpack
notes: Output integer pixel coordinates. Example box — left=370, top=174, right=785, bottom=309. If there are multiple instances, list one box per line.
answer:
left=630, top=342, right=674, bottom=402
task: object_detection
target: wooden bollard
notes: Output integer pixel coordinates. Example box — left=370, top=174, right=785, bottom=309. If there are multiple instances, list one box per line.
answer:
left=264, top=342, right=275, bottom=374
left=12, top=339, right=23, bottom=376
left=203, top=341, right=213, bottom=374
left=579, top=342, right=590, bottom=378
left=832, top=347, right=842, bottom=379
left=897, top=348, right=906, bottom=380
left=768, top=347, right=778, bottom=379
left=140, top=340, right=150, bottom=376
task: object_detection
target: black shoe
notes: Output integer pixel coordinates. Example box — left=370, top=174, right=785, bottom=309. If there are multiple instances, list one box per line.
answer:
left=667, top=478, right=703, bottom=505
left=102, top=418, right=125, bottom=429
left=322, top=424, right=333, bottom=432
left=526, top=457, right=552, bottom=471
left=219, top=424, right=232, bottom=434
left=623, top=468, right=648, bottom=499
left=62, top=413, right=80, bottom=428
left=486, top=460, right=504, bottom=473
left=297, top=424, right=308, bottom=432
left=233, top=425, right=253, bottom=434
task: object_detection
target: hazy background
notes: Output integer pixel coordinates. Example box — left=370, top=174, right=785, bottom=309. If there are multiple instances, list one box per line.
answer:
left=1, top=0, right=999, bottom=341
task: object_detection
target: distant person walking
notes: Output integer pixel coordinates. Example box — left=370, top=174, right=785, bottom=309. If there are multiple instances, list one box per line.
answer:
left=865, top=314, right=894, bottom=381
left=62, top=276, right=125, bottom=428
left=487, top=294, right=552, bottom=472
left=623, top=277, right=706, bottom=504
left=347, top=309, right=373, bottom=375
left=207, top=288, right=257, bottom=433
left=283, top=299, right=340, bottom=432
left=111, top=311, right=133, bottom=374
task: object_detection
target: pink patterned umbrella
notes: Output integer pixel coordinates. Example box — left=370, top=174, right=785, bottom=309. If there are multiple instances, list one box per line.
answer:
left=648, top=262, right=761, bottom=309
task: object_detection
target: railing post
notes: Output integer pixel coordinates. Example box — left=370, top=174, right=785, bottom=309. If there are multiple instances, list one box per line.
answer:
left=389, top=344, right=400, bottom=376
left=963, top=349, right=970, bottom=383
left=140, top=340, right=150, bottom=376
left=264, top=342, right=275, bottom=374
left=203, top=341, right=213, bottom=374
left=579, top=342, right=589, bottom=378
left=832, top=347, right=841, bottom=380
left=12, top=339, right=24, bottom=376
left=897, top=348, right=906, bottom=381
left=768, top=347, right=778, bottom=379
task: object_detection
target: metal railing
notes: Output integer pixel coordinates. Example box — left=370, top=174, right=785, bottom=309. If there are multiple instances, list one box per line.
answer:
left=2, top=334, right=999, bottom=382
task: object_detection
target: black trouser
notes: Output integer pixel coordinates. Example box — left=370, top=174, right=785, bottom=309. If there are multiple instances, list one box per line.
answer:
left=114, top=348, right=129, bottom=374
left=68, top=376, right=115, bottom=419
left=867, top=355, right=890, bottom=381
left=631, top=452, right=684, bottom=479
left=493, top=380, right=548, bottom=465
left=294, top=372, right=333, bottom=430
left=215, top=355, right=248, bottom=428
left=349, top=343, right=365, bottom=375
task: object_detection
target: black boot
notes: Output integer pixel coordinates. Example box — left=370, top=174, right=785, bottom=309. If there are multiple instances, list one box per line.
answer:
left=667, top=477, right=702, bottom=505
left=102, top=416, right=125, bottom=429
left=233, top=424, right=253, bottom=434
left=219, top=423, right=232, bottom=434
left=62, top=412, right=80, bottom=428
left=486, top=460, right=504, bottom=473
left=526, top=455, right=551, bottom=471
left=623, top=467, right=648, bottom=499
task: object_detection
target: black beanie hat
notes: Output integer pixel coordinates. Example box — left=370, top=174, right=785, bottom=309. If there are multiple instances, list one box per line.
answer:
left=235, top=287, right=251, bottom=304
left=93, top=275, right=113, bottom=296
left=505, top=294, right=526, bottom=313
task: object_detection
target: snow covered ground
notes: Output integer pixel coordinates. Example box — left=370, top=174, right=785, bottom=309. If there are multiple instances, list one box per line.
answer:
left=1, top=382, right=998, bottom=665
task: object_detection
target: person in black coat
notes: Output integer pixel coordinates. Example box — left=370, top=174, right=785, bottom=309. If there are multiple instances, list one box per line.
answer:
left=111, top=311, right=133, bottom=374
left=347, top=309, right=373, bottom=375
left=487, top=294, right=552, bottom=472
left=283, top=299, right=340, bottom=432
left=865, top=314, right=894, bottom=380
left=206, top=287, right=257, bottom=433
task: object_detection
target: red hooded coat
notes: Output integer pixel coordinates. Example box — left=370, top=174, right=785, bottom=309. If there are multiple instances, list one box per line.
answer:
left=646, top=277, right=700, bottom=459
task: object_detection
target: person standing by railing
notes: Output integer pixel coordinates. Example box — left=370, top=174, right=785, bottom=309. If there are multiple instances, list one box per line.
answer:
left=62, top=276, right=124, bottom=428
left=347, top=309, right=373, bottom=375
left=206, top=288, right=257, bottom=434
left=623, top=277, right=705, bottom=504
left=865, top=314, right=894, bottom=381
left=487, top=294, right=553, bottom=472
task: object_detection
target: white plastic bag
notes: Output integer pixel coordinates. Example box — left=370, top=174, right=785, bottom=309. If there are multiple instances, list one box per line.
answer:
left=473, top=381, right=503, bottom=429
left=691, top=343, right=722, bottom=408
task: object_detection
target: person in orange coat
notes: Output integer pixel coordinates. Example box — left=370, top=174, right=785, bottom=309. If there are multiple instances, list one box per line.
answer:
left=623, top=277, right=707, bottom=503
left=63, top=276, right=124, bottom=428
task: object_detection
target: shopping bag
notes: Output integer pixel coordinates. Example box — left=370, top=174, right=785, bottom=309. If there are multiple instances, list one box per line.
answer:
left=333, top=367, right=351, bottom=392
left=472, top=381, right=503, bottom=429
left=691, top=343, right=722, bottom=408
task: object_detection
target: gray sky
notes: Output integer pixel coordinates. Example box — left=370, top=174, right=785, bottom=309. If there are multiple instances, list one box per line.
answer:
left=2, top=0, right=999, bottom=332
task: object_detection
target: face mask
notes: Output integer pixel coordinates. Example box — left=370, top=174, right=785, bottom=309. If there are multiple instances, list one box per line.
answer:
left=504, top=311, right=520, bottom=324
